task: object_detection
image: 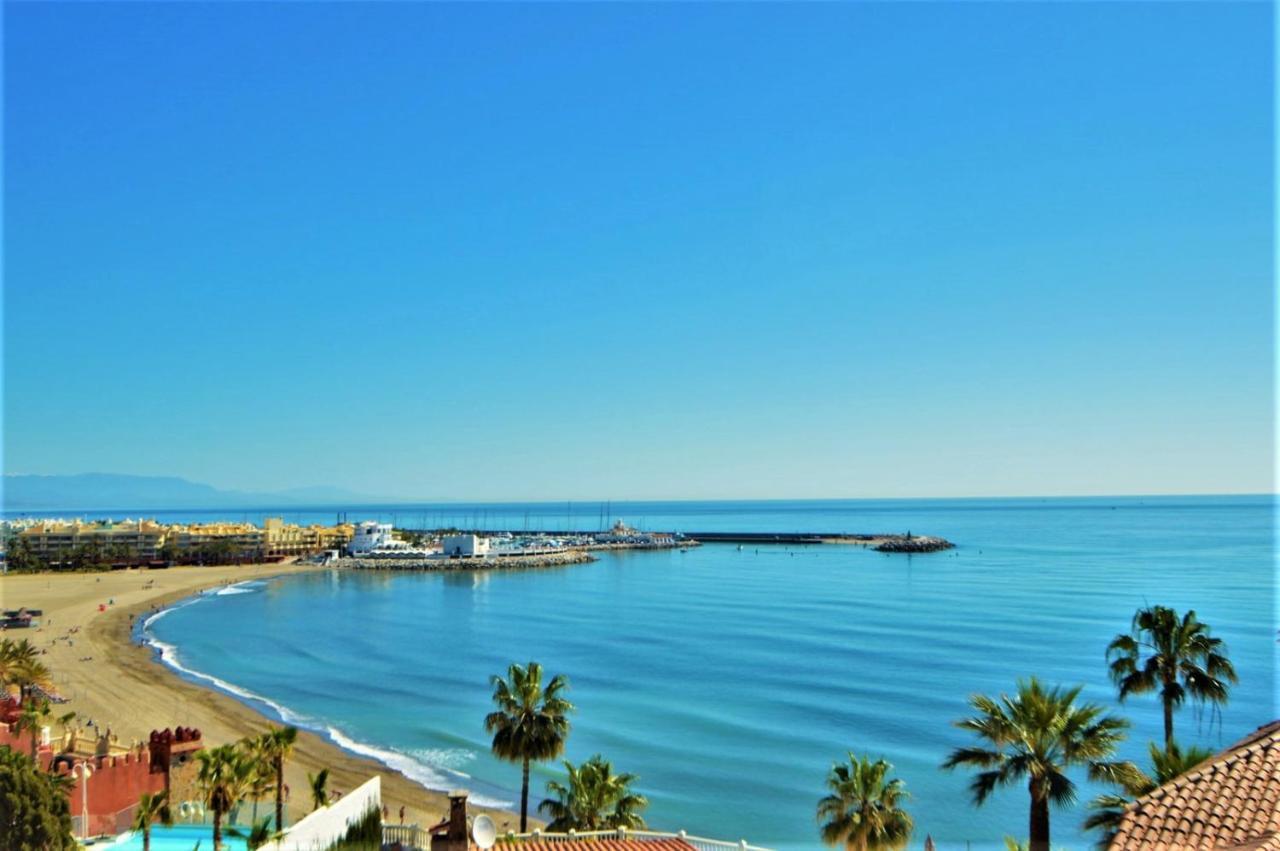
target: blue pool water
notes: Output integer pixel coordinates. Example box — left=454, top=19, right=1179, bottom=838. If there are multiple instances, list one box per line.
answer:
left=143, top=496, right=1276, bottom=851
left=100, top=824, right=248, bottom=851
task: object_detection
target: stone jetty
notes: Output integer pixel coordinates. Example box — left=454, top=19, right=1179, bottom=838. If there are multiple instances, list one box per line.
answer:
left=873, top=535, right=954, bottom=553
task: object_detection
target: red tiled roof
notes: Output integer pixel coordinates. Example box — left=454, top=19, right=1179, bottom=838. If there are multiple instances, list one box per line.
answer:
left=1110, top=721, right=1280, bottom=851
left=493, top=841, right=697, bottom=851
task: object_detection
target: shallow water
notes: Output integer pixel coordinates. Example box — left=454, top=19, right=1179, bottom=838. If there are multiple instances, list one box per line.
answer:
left=145, top=496, right=1277, bottom=850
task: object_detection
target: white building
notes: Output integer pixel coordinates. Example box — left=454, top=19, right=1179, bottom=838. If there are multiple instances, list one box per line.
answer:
left=348, top=521, right=394, bottom=555
left=441, top=534, right=490, bottom=558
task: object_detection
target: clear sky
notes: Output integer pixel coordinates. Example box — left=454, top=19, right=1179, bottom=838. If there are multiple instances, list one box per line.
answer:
left=3, top=2, right=1274, bottom=501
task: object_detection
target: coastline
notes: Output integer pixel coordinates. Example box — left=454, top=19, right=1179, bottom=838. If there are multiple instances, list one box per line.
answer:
left=0, top=565, right=534, bottom=832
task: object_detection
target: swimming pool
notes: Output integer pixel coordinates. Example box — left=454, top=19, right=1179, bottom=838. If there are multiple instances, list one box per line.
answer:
left=97, top=824, right=249, bottom=851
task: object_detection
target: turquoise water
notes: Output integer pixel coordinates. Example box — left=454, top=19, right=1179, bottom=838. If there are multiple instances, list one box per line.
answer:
left=100, top=824, right=248, bottom=851
left=143, top=497, right=1276, bottom=851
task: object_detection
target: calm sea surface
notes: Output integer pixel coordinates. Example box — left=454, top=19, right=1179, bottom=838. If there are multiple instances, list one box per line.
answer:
left=136, top=497, right=1274, bottom=851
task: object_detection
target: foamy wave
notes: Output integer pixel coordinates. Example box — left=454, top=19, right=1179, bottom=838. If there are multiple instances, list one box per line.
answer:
left=141, top=593, right=512, bottom=811
left=322, top=728, right=510, bottom=809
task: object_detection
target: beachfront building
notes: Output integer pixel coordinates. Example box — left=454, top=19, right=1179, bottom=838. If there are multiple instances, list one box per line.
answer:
left=349, top=521, right=394, bottom=555
left=17, top=519, right=168, bottom=561
left=263, top=517, right=354, bottom=557
left=164, top=522, right=265, bottom=561
left=348, top=520, right=435, bottom=558
left=441, top=533, right=490, bottom=558
left=11, top=517, right=354, bottom=565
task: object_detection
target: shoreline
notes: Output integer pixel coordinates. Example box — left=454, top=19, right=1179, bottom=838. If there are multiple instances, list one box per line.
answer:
left=0, top=565, right=535, bottom=833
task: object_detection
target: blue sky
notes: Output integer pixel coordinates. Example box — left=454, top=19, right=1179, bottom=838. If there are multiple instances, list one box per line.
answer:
left=3, top=2, right=1274, bottom=501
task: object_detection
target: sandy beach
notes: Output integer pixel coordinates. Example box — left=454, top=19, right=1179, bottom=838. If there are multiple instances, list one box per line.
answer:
left=0, top=564, right=531, bottom=833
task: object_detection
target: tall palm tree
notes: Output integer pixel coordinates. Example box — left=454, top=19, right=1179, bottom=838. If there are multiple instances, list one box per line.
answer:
left=484, top=661, right=575, bottom=831
left=1106, top=606, right=1237, bottom=747
left=816, top=754, right=913, bottom=851
left=133, top=791, right=173, bottom=851
left=255, top=726, right=298, bottom=830
left=1083, top=739, right=1214, bottom=847
left=941, top=677, right=1139, bottom=851
left=196, top=744, right=256, bottom=850
left=538, top=754, right=648, bottom=831
left=239, top=739, right=272, bottom=828
left=307, top=768, right=330, bottom=812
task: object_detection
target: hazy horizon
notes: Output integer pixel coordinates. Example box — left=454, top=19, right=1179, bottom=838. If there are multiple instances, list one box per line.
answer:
left=1, top=471, right=1275, bottom=512
left=4, top=2, right=1274, bottom=501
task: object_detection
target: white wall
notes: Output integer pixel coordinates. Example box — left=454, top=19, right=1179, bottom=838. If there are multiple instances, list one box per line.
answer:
left=259, top=776, right=381, bottom=851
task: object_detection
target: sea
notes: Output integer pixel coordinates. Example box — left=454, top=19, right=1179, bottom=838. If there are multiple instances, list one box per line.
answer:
left=32, top=497, right=1280, bottom=850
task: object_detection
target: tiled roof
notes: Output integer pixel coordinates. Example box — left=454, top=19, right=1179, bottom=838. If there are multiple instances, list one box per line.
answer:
left=494, top=841, right=697, bottom=851
left=1110, top=721, right=1280, bottom=851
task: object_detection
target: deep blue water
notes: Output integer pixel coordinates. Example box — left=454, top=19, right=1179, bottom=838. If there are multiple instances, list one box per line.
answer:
left=139, top=496, right=1275, bottom=851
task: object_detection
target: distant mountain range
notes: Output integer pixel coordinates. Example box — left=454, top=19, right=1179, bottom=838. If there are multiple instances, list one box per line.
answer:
left=1, top=473, right=394, bottom=511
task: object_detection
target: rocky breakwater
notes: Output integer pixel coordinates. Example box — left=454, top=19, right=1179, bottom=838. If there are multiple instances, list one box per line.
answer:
left=874, top=535, right=954, bottom=553
left=341, top=550, right=595, bottom=571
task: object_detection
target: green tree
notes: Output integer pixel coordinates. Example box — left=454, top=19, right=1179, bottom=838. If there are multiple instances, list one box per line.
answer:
left=15, top=699, right=52, bottom=760
left=8, top=657, right=52, bottom=703
left=308, top=768, right=330, bottom=812
left=256, top=726, right=297, bottom=830
left=0, top=746, right=76, bottom=851
left=1083, top=739, right=1213, bottom=847
left=3, top=536, right=45, bottom=573
left=133, top=791, right=173, bottom=851
left=484, top=661, right=575, bottom=832
left=1106, top=605, right=1237, bottom=747
left=196, top=744, right=256, bottom=850
left=941, top=677, right=1139, bottom=851
left=538, top=754, right=647, bottom=832
left=237, top=737, right=271, bottom=828
left=229, top=816, right=277, bottom=851
left=816, top=754, right=913, bottom=851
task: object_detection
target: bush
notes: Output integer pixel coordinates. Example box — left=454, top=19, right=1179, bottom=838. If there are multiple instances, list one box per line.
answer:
left=0, top=746, right=76, bottom=851
left=322, top=803, right=382, bottom=851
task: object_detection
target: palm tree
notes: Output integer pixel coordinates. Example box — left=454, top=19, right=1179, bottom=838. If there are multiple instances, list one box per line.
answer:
left=256, top=726, right=298, bottom=830
left=196, top=744, right=256, bottom=850
left=1107, top=606, right=1237, bottom=747
left=239, top=739, right=272, bottom=828
left=816, top=754, right=913, bottom=851
left=941, top=677, right=1139, bottom=851
left=484, top=661, right=575, bottom=831
left=15, top=698, right=52, bottom=760
left=538, top=754, right=648, bottom=831
left=228, top=816, right=276, bottom=851
left=308, top=768, right=330, bottom=812
left=133, top=791, right=173, bottom=851
left=1083, top=739, right=1214, bottom=847
left=4, top=641, right=51, bottom=701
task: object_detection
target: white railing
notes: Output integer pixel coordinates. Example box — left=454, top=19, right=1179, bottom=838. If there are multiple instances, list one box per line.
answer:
left=382, top=823, right=427, bottom=849
left=498, top=829, right=773, bottom=851
left=258, top=776, right=381, bottom=851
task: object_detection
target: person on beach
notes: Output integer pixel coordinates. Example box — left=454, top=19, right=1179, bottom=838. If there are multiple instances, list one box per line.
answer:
left=399, top=805, right=405, bottom=824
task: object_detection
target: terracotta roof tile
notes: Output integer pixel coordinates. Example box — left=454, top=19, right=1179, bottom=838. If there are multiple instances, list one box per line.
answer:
left=1110, top=721, right=1280, bottom=851
left=492, top=841, right=698, bottom=851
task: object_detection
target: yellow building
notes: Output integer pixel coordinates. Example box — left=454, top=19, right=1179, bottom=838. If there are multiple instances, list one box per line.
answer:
left=163, top=522, right=264, bottom=560
left=15, top=518, right=353, bottom=564
left=19, top=519, right=167, bottom=561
